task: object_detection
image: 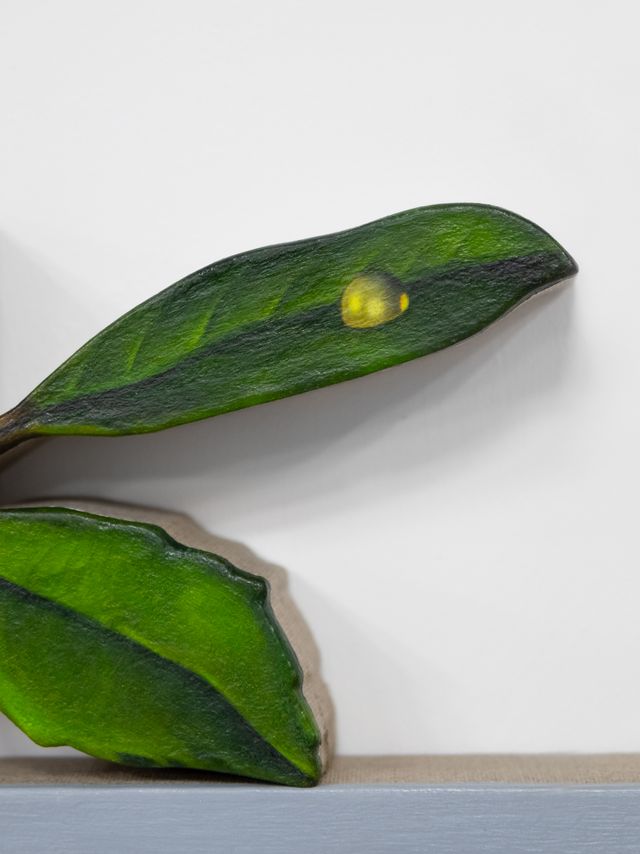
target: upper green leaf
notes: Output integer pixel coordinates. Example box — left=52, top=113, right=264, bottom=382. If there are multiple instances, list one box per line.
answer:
left=0, top=204, right=576, bottom=453
left=0, top=507, right=321, bottom=785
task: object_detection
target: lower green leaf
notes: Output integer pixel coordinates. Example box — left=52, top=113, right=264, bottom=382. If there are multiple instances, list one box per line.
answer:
left=0, top=507, right=322, bottom=786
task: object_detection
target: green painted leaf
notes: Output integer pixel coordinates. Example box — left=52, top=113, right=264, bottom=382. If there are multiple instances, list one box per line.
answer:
left=0, top=204, right=576, bottom=454
left=0, top=507, right=321, bottom=786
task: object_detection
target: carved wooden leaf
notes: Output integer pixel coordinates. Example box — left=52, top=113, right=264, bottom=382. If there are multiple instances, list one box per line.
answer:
left=0, top=507, right=321, bottom=786
left=0, top=205, right=576, bottom=454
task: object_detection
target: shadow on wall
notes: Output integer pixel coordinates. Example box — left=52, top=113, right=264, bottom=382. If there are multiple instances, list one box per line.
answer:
left=0, top=278, right=576, bottom=522
left=0, top=240, right=577, bottom=757
left=0, top=234, right=106, bottom=409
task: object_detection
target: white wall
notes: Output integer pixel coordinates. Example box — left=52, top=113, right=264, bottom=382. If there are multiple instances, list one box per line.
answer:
left=0, top=0, right=638, bottom=758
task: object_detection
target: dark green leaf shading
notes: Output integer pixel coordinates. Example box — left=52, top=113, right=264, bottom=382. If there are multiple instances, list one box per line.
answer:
left=0, top=205, right=576, bottom=454
left=0, top=507, right=321, bottom=786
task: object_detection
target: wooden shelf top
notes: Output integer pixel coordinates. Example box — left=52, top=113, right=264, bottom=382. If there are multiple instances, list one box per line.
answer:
left=2, top=753, right=640, bottom=786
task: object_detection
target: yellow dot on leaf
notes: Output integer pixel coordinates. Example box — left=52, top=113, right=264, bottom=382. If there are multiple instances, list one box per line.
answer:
left=341, top=275, right=410, bottom=329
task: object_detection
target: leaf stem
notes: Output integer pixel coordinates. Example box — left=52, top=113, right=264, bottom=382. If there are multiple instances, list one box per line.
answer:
left=0, top=407, right=32, bottom=456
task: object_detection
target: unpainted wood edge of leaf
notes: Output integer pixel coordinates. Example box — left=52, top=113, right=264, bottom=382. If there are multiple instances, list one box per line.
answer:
left=3, top=498, right=335, bottom=776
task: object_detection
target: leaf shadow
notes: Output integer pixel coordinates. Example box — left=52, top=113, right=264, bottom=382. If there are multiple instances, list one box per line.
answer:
left=0, top=240, right=577, bottom=758
left=0, top=281, right=575, bottom=529
left=0, top=234, right=102, bottom=408
left=292, top=575, right=446, bottom=753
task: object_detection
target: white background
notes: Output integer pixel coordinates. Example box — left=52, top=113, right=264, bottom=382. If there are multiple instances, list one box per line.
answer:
left=0, top=0, right=638, bottom=758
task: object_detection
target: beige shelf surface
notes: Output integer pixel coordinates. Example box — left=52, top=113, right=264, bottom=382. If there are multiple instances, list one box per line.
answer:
left=2, top=754, right=640, bottom=786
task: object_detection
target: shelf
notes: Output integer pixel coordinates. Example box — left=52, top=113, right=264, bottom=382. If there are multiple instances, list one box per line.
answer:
left=2, top=755, right=639, bottom=853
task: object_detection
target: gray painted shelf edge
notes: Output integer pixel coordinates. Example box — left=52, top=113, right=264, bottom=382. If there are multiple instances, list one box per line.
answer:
left=2, top=756, right=640, bottom=854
